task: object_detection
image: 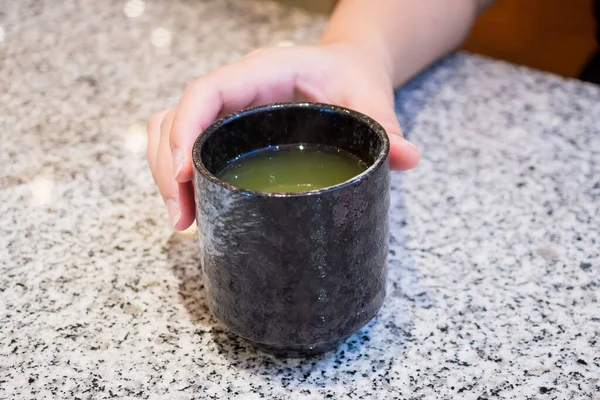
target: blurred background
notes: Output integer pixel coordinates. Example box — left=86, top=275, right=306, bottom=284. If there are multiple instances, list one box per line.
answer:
left=278, top=0, right=597, bottom=79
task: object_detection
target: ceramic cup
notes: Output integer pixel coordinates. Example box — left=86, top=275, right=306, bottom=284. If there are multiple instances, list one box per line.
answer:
left=192, top=102, right=390, bottom=357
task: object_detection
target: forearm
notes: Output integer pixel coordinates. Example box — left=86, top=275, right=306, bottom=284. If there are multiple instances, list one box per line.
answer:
left=320, top=0, right=493, bottom=87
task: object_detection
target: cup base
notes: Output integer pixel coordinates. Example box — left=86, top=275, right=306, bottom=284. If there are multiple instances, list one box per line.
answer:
left=246, top=336, right=349, bottom=358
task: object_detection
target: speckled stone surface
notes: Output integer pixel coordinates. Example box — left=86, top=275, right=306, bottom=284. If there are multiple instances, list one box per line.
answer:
left=1, top=1, right=599, bottom=399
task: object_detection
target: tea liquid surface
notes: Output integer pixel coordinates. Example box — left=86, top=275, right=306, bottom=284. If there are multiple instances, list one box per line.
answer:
left=217, top=144, right=368, bottom=193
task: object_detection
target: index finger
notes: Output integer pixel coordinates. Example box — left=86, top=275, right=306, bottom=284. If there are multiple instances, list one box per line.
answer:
left=170, top=50, right=297, bottom=183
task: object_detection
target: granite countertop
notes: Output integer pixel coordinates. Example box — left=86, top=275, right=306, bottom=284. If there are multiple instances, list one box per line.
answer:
left=1, top=1, right=599, bottom=399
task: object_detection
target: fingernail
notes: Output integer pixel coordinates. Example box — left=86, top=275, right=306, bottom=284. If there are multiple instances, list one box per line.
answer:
left=172, top=148, right=184, bottom=180
left=402, top=138, right=421, bottom=157
left=166, top=199, right=181, bottom=228
left=391, top=133, right=417, bottom=147
left=402, top=138, right=418, bottom=150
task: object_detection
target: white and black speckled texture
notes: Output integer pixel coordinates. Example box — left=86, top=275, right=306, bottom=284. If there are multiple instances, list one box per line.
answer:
left=0, top=1, right=598, bottom=399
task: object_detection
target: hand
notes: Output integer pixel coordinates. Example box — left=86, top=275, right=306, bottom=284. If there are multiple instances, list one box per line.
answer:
left=147, top=43, right=420, bottom=230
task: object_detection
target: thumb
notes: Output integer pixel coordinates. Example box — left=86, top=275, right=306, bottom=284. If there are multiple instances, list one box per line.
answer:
left=346, top=94, right=420, bottom=171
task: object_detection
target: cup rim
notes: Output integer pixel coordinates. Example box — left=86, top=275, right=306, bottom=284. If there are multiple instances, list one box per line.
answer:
left=192, top=102, right=390, bottom=198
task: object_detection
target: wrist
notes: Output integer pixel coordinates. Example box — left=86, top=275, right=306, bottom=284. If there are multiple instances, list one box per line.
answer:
left=318, top=37, right=394, bottom=87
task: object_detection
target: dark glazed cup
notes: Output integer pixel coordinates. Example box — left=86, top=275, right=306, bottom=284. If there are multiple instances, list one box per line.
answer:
left=192, top=102, right=390, bottom=357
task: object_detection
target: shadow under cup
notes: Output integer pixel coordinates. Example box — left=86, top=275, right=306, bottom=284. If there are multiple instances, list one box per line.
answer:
left=192, top=102, right=390, bottom=357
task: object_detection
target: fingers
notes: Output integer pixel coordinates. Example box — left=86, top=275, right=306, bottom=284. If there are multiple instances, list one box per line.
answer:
left=170, top=48, right=298, bottom=184
left=345, top=89, right=420, bottom=171
left=177, top=181, right=196, bottom=230
left=149, top=47, right=305, bottom=230
left=154, top=109, right=181, bottom=225
left=387, top=134, right=421, bottom=171
left=147, top=108, right=172, bottom=178
left=147, top=108, right=196, bottom=230
left=371, top=115, right=420, bottom=171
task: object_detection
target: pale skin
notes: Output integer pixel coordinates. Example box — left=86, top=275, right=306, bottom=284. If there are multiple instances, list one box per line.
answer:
left=147, top=0, right=494, bottom=230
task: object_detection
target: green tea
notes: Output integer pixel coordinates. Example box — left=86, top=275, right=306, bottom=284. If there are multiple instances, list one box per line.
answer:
left=217, top=144, right=367, bottom=193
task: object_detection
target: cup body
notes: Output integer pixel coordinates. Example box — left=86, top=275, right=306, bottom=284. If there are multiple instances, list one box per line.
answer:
left=192, top=102, right=390, bottom=356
